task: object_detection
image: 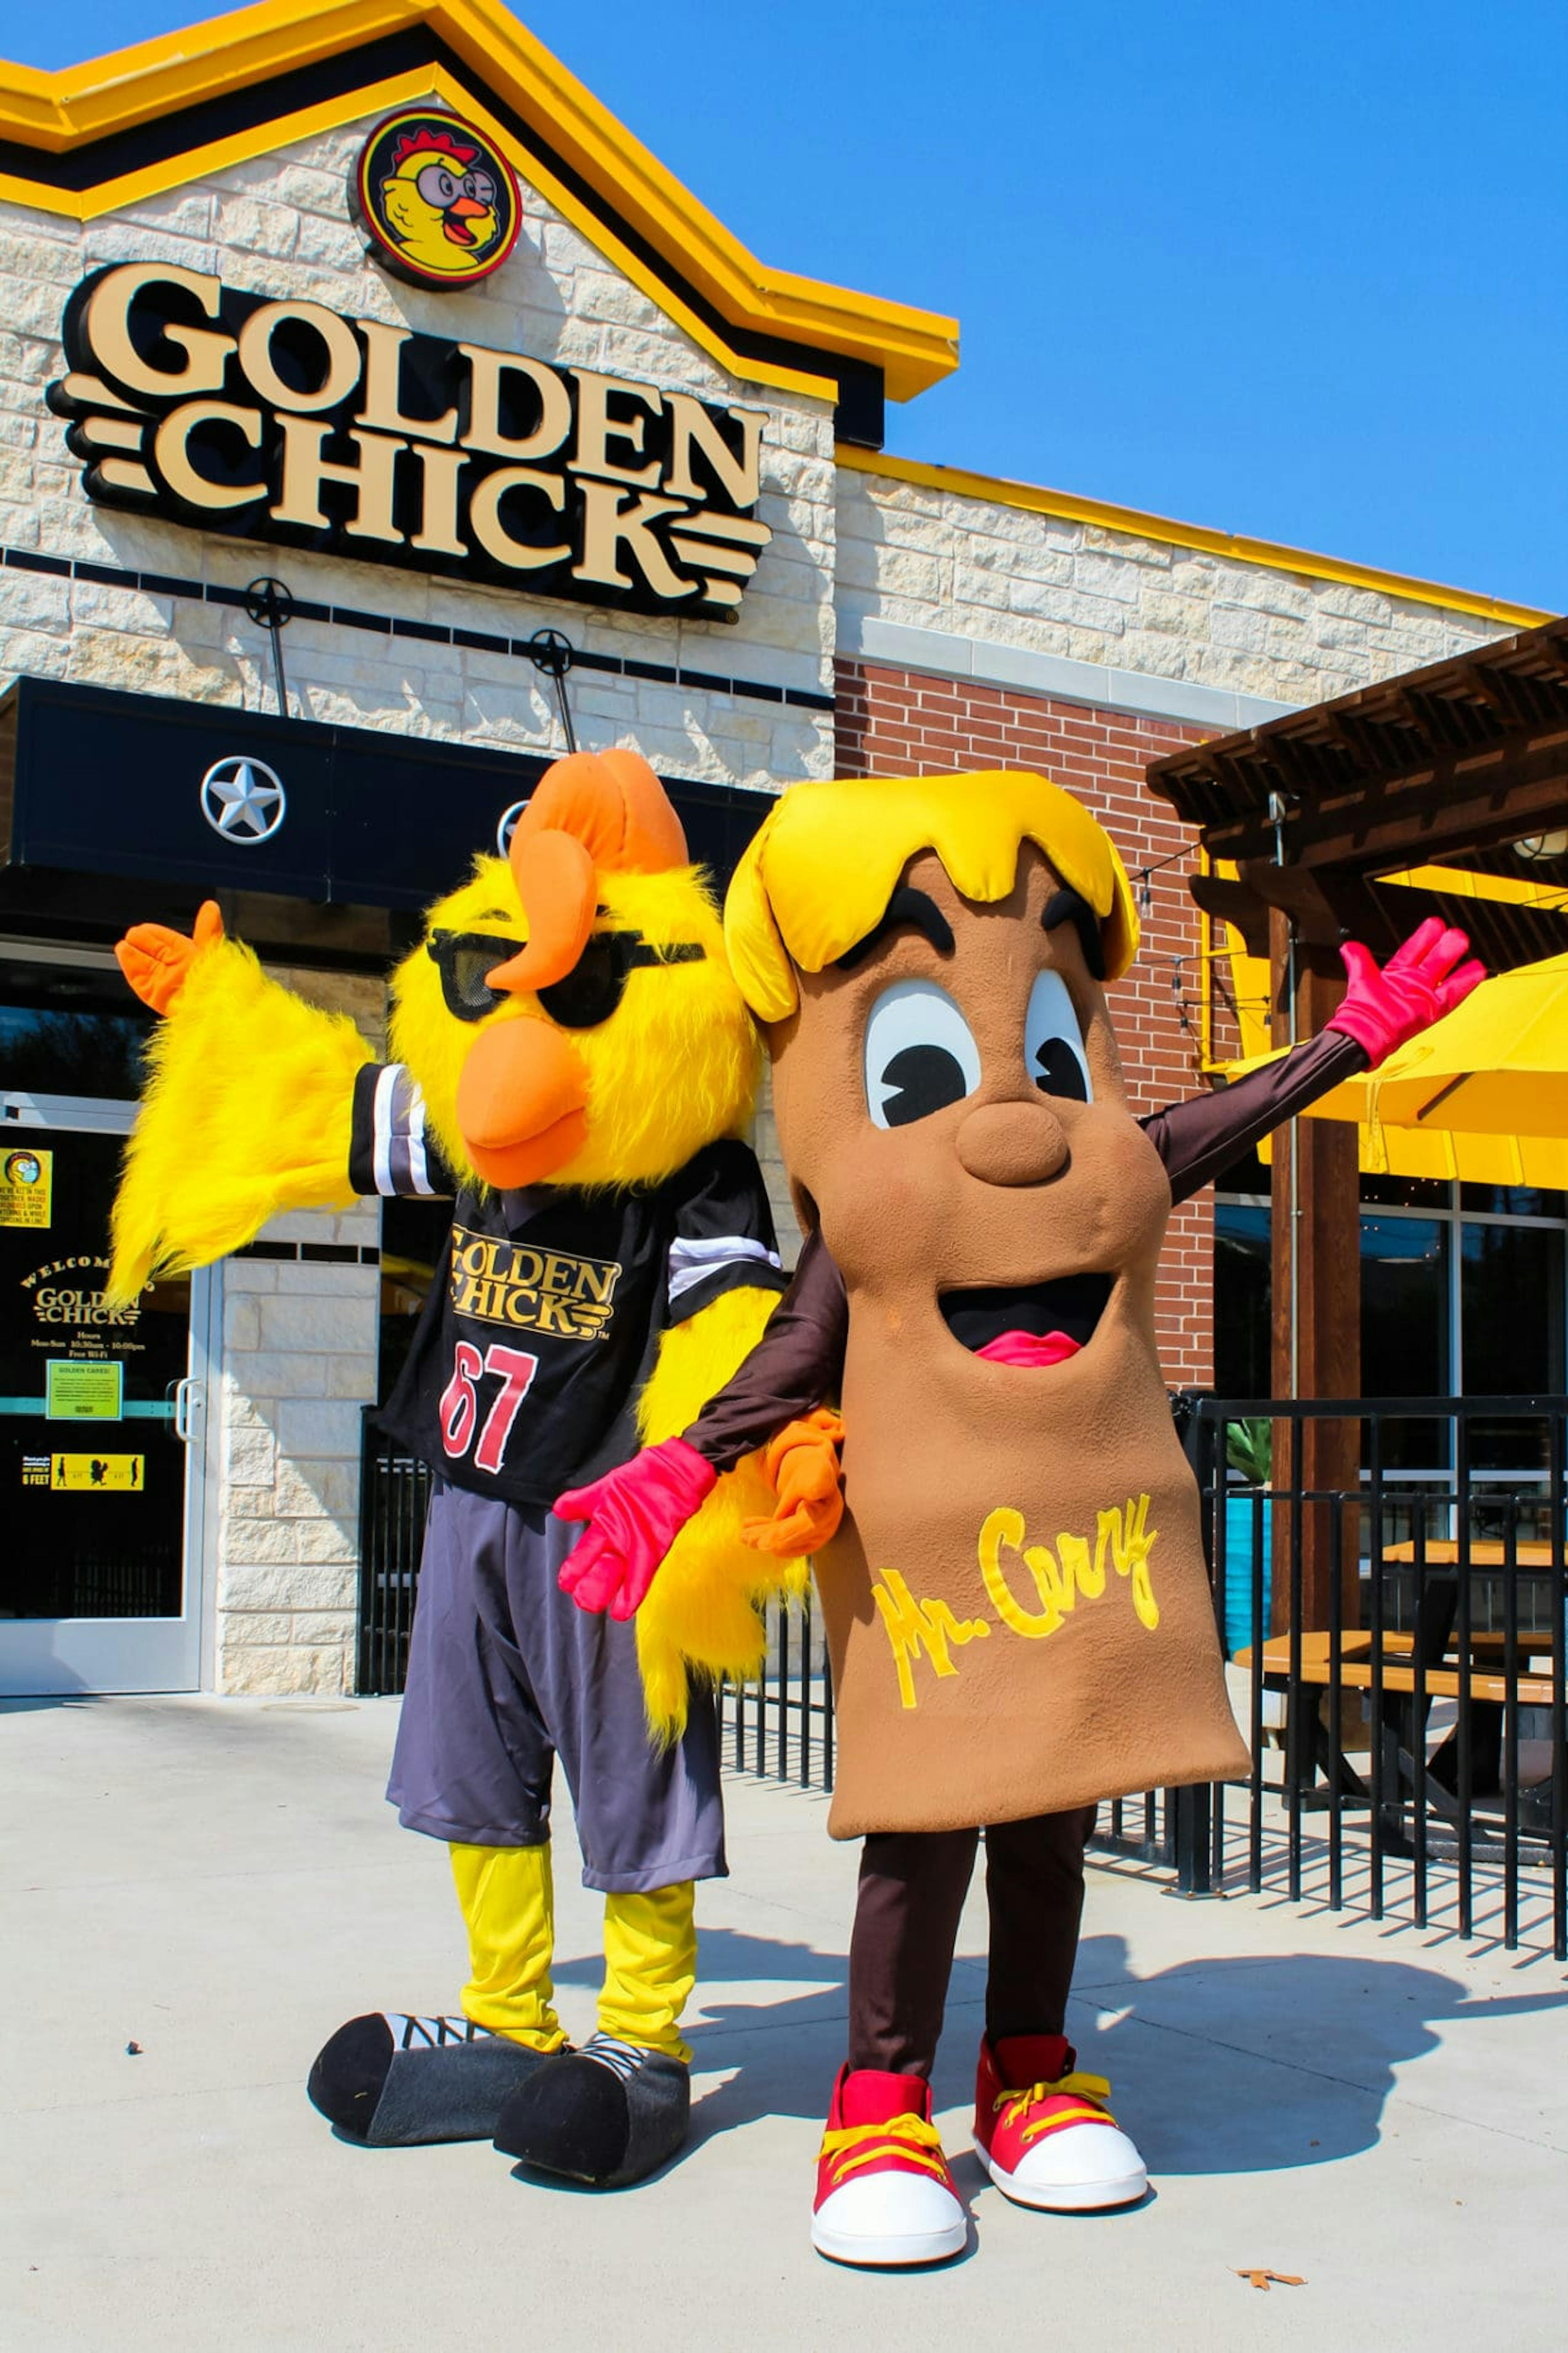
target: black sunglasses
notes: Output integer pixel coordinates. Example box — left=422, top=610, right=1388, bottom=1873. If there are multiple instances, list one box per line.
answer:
left=425, top=928, right=706, bottom=1029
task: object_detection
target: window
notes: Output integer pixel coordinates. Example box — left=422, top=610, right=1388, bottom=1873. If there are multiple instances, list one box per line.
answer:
left=1213, top=1172, right=1568, bottom=1413
left=0, top=955, right=155, bottom=1101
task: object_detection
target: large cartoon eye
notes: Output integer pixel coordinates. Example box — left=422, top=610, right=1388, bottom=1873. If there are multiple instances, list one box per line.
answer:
left=864, top=980, right=982, bottom=1130
left=416, top=164, right=459, bottom=205
left=1025, top=969, right=1092, bottom=1102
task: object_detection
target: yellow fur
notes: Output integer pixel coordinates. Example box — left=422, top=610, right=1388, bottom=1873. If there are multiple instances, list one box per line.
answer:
left=107, top=939, right=372, bottom=1304
left=107, top=840, right=789, bottom=1724
left=631, top=1284, right=808, bottom=1741
left=725, top=768, right=1140, bottom=1020
left=389, top=857, right=761, bottom=1193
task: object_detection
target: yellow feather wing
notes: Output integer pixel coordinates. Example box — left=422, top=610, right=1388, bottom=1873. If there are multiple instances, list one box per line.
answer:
left=108, top=938, right=373, bottom=1304
left=631, top=1284, right=808, bottom=1742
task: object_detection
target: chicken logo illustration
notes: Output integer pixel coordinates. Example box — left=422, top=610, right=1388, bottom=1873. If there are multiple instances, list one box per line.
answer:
left=354, top=111, right=521, bottom=286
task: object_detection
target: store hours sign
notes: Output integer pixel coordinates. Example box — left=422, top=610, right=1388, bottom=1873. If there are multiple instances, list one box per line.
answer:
left=48, top=264, right=772, bottom=620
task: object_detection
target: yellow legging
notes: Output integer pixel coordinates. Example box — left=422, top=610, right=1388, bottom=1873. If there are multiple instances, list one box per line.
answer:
left=450, top=1843, right=696, bottom=2063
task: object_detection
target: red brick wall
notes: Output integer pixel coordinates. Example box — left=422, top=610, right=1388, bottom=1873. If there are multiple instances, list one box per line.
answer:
left=834, top=655, right=1216, bottom=1386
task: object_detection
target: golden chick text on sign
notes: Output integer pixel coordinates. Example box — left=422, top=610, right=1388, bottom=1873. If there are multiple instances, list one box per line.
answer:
left=871, top=1497, right=1160, bottom=1710
left=447, top=1226, right=622, bottom=1343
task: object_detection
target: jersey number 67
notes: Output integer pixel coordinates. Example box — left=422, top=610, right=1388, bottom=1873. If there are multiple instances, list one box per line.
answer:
left=438, top=1342, right=539, bottom=1475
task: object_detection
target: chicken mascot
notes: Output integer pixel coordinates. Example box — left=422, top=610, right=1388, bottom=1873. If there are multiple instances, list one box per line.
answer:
left=107, top=749, right=802, bottom=2190
left=553, top=767, right=1483, bottom=2264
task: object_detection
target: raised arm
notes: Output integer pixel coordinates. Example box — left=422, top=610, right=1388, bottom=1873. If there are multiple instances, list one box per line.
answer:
left=1143, top=1028, right=1365, bottom=1206
left=109, top=904, right=376, bottom=1301
left=1144, top=919, right=1483, bottom=1207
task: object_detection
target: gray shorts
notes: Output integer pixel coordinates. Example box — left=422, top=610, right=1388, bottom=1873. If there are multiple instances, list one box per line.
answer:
left=387, top=1480, right=727, bottom=1894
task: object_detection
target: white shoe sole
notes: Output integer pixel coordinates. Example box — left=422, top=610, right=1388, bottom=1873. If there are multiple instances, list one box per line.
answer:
left=811, top=2215, right=967, bottom=2267
left=977, top=2141, right=1147, bottom=2212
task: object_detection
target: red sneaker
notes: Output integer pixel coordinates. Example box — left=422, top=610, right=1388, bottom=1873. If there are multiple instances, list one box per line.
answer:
left=974, top=2033, right=1147, bottom=2212
left=812, top=2066, right=967, bottom=2267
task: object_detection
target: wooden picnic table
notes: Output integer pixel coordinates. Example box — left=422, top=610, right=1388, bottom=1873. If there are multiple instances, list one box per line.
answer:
left=1381, top=1539, right=1562, bottom=1567
left=1235, top=1630, right=1559, bottom=1850
left=1236, top=1631, right=1555, bottom=1709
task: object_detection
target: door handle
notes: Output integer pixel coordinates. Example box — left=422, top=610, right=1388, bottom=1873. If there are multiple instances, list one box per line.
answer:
left=173, top=1377, right=204, bottom=1443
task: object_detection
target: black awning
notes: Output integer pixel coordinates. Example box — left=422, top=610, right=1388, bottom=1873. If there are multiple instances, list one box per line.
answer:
left=0, top=675, right=771, bottom=918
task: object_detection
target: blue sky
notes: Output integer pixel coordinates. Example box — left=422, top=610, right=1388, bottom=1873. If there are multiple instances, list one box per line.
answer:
left=9, top=0, right=1566, bottom=609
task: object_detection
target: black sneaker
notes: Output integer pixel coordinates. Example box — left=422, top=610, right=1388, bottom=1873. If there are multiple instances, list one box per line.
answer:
left=307, top=2011, right=556, bottom=2146
left=493, top=2031, right=691, bottom=2188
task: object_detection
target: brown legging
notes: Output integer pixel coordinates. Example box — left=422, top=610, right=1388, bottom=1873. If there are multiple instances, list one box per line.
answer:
left=847, top=1806, right=1096, bottom=2076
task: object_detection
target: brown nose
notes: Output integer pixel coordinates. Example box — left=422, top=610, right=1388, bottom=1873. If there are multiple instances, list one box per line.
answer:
left=956, top=1099, right=1069, bottom=1187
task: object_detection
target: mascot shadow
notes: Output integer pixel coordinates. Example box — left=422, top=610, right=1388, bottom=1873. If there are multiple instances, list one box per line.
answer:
left=555, top=1925, right=1568, bottom=2178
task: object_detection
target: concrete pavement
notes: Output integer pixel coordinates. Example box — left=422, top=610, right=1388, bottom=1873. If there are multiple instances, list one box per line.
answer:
left=4, top=1693, right=1566, bottom=2351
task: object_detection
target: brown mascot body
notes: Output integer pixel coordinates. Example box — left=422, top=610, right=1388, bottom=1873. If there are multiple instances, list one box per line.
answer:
left=560, top=766, right=1481, bottom=2267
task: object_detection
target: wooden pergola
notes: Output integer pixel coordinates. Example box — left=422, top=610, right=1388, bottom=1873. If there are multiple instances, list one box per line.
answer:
left=1147, top=612, right=1568, bottom=1623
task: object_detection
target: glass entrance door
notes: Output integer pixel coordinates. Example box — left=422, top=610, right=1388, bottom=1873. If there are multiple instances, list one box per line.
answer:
left=0, top=1093, right=213, bottom=1693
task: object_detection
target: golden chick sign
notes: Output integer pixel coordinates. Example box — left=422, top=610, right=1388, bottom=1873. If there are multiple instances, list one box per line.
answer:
left=49, top=267, right=771, bottom=620
left=354, top=112, right=521, bottom=287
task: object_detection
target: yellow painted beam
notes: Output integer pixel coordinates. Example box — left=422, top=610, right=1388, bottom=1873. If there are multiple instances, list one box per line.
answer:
left=838, top=447, right=1552, bottom=631
left=0, top=0, right=959, bottom=402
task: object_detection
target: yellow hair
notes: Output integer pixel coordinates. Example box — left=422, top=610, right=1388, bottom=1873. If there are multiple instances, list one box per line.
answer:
left=388, top=856, right=762, bottom=1193
left=107, top=938, right=372, bottom=1302
left=724, top=769, right=1140, bottom=1021
left=630, top=1283, right=807, bottom=1741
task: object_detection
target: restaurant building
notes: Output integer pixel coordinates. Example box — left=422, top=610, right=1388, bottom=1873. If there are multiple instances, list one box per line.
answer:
left=0, top=0, right=1546, bottom=1697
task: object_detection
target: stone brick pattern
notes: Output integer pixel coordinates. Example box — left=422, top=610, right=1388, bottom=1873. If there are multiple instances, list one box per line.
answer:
left=836, top=657, right=1216, bottom=1386
left=0, top=118, right=837, bottom=792
left=210, top=966, right=383, bottom=1695
left=837, top=467, right=1517, bottom=710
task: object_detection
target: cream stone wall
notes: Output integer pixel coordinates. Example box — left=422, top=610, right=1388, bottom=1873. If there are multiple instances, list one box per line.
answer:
left=836, top=466, right=1518, bottom=717
left=214, top=1203, right=380, bottom=1696
left=208, top=967, right=385, bottom=1697
left=0, top=117, right=837, bottom=791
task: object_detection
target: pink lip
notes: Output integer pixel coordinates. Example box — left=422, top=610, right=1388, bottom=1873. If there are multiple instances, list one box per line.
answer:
left=975, top=1328, right=1083, bottom=1369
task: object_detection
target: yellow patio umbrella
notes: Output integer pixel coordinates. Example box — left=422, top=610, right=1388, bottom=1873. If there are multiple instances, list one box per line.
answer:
left=1231, top=951, right=1568, bottom=1175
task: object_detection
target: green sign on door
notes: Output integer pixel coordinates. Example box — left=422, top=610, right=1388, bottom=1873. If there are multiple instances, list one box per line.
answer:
left=44, top=1359, right=124, bottom=1421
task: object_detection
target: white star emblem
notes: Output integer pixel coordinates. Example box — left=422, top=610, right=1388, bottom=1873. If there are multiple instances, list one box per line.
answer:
left=200, top=756, right=287, bottom=844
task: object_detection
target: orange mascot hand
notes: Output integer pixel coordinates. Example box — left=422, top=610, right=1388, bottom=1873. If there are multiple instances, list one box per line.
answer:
left=116, top=900, right=225, bottom=1015
left=742, top=1407, right=846, bottom=1555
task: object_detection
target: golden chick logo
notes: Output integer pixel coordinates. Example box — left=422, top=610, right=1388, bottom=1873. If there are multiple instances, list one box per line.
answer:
left=356, top=112, right=521, bottom=288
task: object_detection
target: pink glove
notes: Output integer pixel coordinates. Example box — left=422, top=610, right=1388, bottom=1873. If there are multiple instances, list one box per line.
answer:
left=555, top=1437, right=717, bottom=1620
left=1325, top=918, right=1484, bottom=1067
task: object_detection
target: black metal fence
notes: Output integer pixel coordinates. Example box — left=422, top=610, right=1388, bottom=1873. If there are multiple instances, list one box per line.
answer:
left=719, top=1593, right=835, bottom=1788
left=356, top=1410, right=432, bottom=1697
left=354, top=1393, right=1568, bottom=1959
left=1183, top=1393, right=1568, bottom=1959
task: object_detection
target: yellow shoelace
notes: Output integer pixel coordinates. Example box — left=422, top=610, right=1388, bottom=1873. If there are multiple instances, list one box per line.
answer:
left=819, top=2113, right=949, bottom=2185
left=995, top=2070, right=1114, bottom=2146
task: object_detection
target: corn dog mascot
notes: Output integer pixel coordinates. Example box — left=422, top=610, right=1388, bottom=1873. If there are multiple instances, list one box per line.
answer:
left=555, top=768, right=1483, bottom=2263
left=107, top=750, right=802, bottom=2188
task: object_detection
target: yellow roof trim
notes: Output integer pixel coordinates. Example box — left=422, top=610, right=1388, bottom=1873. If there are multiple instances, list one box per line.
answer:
left=0, top=0, right=959, bottom=402
left=1385, top=864, right=1568, bottom=912
left=0, top=62, right=842, bottom=403
left=837, top=447, right=1552, bottom=630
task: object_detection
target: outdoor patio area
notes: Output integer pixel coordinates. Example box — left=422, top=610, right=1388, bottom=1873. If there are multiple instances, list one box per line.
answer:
left=4, top=1693, right=1566, bottom=2350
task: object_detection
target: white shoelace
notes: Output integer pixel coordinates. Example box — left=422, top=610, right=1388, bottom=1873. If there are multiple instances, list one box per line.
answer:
left=577, top=2032, right=647, bottom=2083
left=385, top=2013, right=497, bottom=2051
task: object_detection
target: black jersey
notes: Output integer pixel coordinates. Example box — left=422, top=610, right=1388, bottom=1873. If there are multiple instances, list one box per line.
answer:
left=349, top=1063, right=786, bottom=1507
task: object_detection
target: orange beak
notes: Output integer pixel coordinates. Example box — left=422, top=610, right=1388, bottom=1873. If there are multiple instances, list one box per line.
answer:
left=455, top=1017, right=590, bottom=1189
left=449, top=195, right=487, bottom=218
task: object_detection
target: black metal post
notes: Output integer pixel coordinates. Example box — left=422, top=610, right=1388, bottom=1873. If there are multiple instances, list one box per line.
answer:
left=243, top=576, right=294, bottom=717
left=525, top=627, right=578, bottom=753
left=1172, top=1780, right=1215, bottom=1895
